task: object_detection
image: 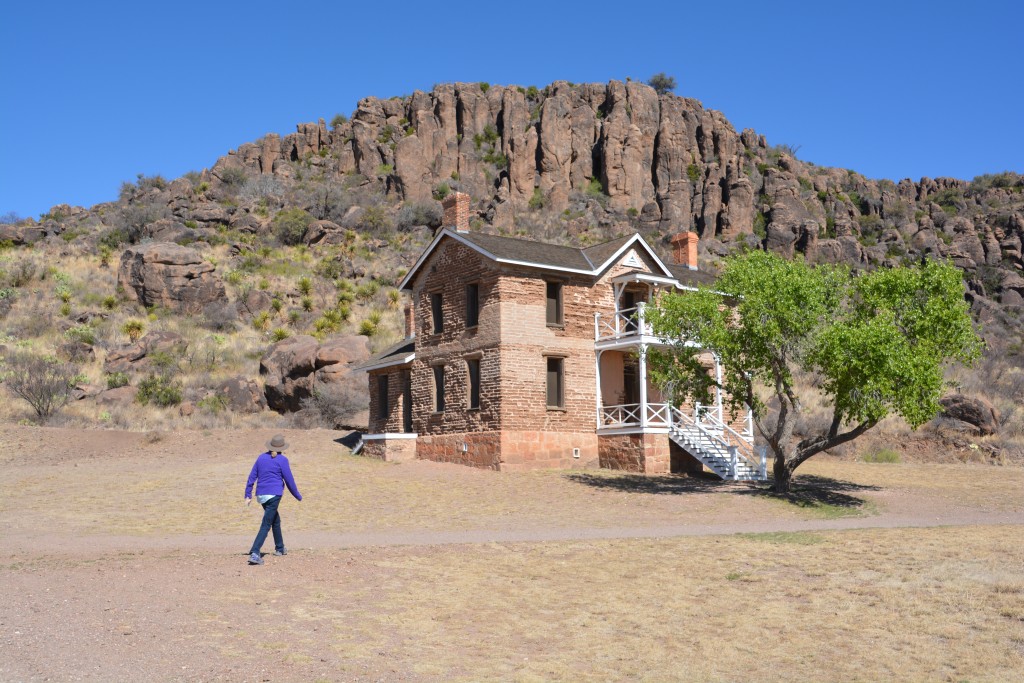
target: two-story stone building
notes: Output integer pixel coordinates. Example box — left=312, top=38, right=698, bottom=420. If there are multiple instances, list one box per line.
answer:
left=359, top=193, right=764, bottom=479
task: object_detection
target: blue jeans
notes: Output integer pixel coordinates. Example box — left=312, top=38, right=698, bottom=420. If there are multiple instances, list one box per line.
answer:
left=249, top=496, right=284, bottom=555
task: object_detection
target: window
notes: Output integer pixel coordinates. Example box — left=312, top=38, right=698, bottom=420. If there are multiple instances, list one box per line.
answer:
left=430, top=292, right=443, bottom=333
left=401, top=370, right=412, bottom=433
left=546, top=282, right=563, bottom=326
left=546, top=357, right=564, bottom=408
left=433, top=365, right=445, bottom=412
left=377, top=374, right=389, bottom=420
left=467, top=358, right=481, bottom=409
left=465, top=283, right=480, bottom=328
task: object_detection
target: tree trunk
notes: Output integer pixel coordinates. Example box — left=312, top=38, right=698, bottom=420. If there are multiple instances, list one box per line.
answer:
left=771, top=455, right=793, bottom=493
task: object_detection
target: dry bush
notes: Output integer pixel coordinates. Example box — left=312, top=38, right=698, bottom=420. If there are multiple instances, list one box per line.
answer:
left=299, top=381, right=368, bottom=429
left=2, top=351, right=79, bottom=422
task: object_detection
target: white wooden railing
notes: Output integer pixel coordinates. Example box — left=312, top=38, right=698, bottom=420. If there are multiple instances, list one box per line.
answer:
left=595, top=304, right=653, bottom=342
left=600, top=401, right=763, bottom=477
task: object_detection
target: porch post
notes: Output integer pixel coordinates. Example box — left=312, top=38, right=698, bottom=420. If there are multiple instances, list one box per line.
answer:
left=714, top=353, right=724, bottom=422
left=594, top=350, right=603, bottom=430
left=638, top=343, right=649, bottom=429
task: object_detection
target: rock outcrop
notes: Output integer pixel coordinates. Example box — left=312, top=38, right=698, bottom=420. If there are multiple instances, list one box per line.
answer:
left=118, top=243, right=225, bottom=313
left=259, top=334, right=370, bottom=413
left=938, top=395, right=1000, bottom=435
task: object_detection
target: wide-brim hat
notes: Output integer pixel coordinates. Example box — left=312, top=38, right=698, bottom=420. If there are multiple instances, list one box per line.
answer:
left=266, top=434, right=290, bottom=451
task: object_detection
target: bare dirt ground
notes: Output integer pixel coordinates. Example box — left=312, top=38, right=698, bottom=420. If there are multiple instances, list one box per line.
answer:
left=1, top=425, right=1023, bottom=682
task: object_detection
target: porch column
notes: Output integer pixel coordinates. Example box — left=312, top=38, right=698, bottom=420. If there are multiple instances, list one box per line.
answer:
left=594, top=350, right=603, bottom=430
left=714, top=353, right=724, bottom=421
left=638, top=343, right=649, bottom=429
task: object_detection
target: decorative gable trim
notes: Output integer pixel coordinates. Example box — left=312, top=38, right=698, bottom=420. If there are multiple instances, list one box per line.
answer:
left=398, top=229, right=676, bottom=291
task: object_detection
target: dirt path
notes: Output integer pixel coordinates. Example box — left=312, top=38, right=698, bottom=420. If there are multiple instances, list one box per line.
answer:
left=2, top=425, right=1023, bottom=681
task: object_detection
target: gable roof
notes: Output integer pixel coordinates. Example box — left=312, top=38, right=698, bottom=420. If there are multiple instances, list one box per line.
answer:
left=398, top=229, right=675, bottom=290
left=354, top=337, right=415, bottom=372
left=666, top=263, right=717, bottom=287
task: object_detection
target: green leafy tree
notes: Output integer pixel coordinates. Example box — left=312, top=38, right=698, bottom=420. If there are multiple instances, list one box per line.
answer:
left=647, top=72, right=677, bottom=95
left=647, top=251, right=982, bottom=493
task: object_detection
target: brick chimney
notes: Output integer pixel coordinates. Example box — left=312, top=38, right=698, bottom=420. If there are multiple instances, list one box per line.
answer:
left=670, top=232, right=699, bottom=270
left=404, top=303, right=415, bottom=338
left=442, top=192, right=470, bottom=233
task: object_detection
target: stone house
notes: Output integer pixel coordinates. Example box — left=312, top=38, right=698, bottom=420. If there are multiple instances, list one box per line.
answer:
left=359, top=192, right=764, bottom=479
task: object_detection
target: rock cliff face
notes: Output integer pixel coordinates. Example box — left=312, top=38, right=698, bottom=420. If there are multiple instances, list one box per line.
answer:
left=209, top=81, right=1023, bottom=282
left=17, top=80, right=1024, bottom=339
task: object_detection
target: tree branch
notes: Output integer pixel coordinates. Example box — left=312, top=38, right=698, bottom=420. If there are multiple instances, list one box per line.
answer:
left=791, top=419, right=877, bottom=469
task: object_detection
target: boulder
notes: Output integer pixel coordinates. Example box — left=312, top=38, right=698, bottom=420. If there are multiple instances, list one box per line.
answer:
left=71, top=383, right=104, bottom=401
left=0, top=222, right=46, bottom=245
left=95, top=386, right=139, bottom=406
left=938, top=395, right=999, bottom=435
left=260, top=335, right=320, bottom=412
left=215, top=376, right=267, bottom=413
left=260, top=334, right=370, bottom=412
left=143, top=218, right=196, bottom=243
left=103, top=331, right=187, bottom=373
left=303, top=220, right=346, bottom=246
left=118, top=243, right=226, bottom=314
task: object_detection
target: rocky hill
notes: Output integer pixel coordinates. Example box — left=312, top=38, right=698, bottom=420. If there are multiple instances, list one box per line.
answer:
left=0, top=80, right=1021, bottom=455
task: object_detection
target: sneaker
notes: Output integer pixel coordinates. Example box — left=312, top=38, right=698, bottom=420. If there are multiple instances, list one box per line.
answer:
left=274, top=548, right=287, bottom=556
left=248, top=552, right=263, bottom=565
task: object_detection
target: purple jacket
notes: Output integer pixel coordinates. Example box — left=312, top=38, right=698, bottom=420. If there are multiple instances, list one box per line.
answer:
left=245, top=452, right=302, bottom=500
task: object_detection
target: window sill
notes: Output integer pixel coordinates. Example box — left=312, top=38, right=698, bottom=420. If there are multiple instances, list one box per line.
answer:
left=546, top=406, right=567, bottom=412
left=546, top=323, right=565, bottom=330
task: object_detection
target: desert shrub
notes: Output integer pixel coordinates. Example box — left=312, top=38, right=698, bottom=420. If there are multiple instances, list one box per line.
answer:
left=220, top=166, right=248, bottom=187
left=7, top=257, right=38, bottom=287
left=647, top=72, right=677, bottom=95
left=862, top=448, right=901, bottom=463
left=64, top=324, right=96, bottom=346
left=2, top=352, right=78, bottom=422
left=106, top=372, right=130, bottom=389
left=272, top=208, right=314, bottom=246
left=136, top=374, right=183, bottom=407
left=300, top=381, right=368, bottom=429
left=432, top=182, right=451, bottom=201
left=114, top=201, right=169, bottom=243
left=330, top=113, right=348, bottom=129
left=253, top=311, right=272, bottom=331
left=687, top=164, right=701, bottom=182
left=197, top=394, right=228, bottom=413
left=300, top=296, right=314, bottom=312
left=396, top=202, right=442, bottom=230
left=360, top=206, right=391, bottom=233
left=122, top=319, right=145, bottom=343
left=240, top=175, right=281, bottom=203
left=271, top=328, right=290, bottom=342
left=528, top=188, right=545, bottom=210
left=202, top=301, right=238, bottom=331
left=148, top=351, right=178, bottom=374
left=355, top=281, right=380, bottom=301
left=358, top=318, right=378, bottom=336
left=297, top=276, right=313, bottom=296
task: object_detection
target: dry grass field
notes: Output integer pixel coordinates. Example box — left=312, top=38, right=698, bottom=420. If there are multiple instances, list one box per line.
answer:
left=1, top=425, right=1023, bottom=681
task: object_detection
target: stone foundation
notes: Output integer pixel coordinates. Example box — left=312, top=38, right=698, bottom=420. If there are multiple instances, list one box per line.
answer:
left=361, top=434, right=417, bottom=462
left=598, top=433, right=671, bottom=473
left=416, top=430, right=597, bottom=471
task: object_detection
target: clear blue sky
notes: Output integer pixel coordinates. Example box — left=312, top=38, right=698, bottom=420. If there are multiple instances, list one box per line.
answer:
left=2, top=1, right=1021, bottom=219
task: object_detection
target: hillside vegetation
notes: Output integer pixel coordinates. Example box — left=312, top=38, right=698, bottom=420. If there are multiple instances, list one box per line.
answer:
left=0, top=80, right=1021, bottom=461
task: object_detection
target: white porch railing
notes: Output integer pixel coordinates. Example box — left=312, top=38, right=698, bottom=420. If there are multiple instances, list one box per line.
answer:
left=599, top=401, right=764, bottom=480
left=600, top=402, right=673, bottom=428
left=595, top=304, right=653, bottom=342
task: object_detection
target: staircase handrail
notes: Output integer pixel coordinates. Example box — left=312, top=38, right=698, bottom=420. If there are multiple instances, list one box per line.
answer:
left=671, top=406, right=761, bottom=476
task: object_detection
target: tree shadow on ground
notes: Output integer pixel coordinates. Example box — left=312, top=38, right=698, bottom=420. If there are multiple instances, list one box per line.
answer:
left=564, top=472, right=882, bottom=511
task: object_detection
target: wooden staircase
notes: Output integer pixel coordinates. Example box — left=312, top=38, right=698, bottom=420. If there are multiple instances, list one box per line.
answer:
left=668, top=407, right=766, bottom=481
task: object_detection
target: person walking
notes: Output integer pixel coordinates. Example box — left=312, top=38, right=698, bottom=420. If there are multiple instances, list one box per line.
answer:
left=244, top=434, right=302, bottom=565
